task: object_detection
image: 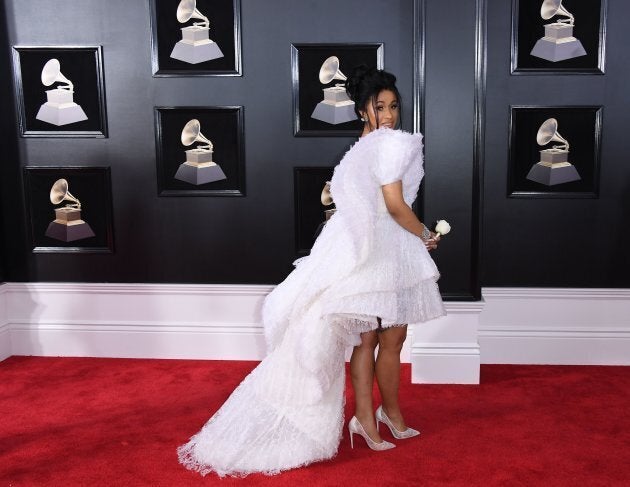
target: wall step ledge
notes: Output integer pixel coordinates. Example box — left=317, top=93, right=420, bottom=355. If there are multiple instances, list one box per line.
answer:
left=480, top=287, right=630, bottom=365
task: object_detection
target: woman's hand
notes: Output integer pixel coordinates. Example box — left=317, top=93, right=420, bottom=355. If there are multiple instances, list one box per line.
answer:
left=424, top=233, right=440, bottom=251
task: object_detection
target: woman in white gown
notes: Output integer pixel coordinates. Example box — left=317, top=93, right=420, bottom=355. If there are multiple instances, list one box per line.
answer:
left=177, top=67, right=446, bottom=477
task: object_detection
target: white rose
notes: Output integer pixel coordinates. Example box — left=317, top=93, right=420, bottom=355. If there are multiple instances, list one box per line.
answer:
left=434, top=220, right=451, bottom=237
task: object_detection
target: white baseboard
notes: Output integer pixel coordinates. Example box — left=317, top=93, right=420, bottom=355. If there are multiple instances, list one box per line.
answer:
left=0, top=285, right=10, bottom=361
left=1, top=282, right=418, bottom=363
left=4, top=283, right=271, bottom=361
left=480, top=288, right=630, bottom=365
left=3, top=283, right=628, bottom=381
left=0, top=283, right=469, bottom=380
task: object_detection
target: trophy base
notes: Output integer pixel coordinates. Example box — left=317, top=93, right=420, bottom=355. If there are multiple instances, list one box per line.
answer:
left=170, top=40, right=224, bottom=64
left=323, top=86, right=351, bottom=103
left=530, top=37, right=587, bottom=62
left=174, top=162, right=227, bottom=185
left=45, top=220, right=95, bottom=242
left=311, top=101, right=357, bottom=125
left=36, top=103, right=88, bottom=126
left=526, top=163, right=581, bottom=186
left=185, top=149, right=213, bottom=164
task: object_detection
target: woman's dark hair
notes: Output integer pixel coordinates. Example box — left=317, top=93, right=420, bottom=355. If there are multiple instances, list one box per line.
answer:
left=345, top=65, right=402, bottom=129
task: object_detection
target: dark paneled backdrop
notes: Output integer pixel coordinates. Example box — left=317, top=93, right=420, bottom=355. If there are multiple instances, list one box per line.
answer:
left=3, top=0, right=627, bottom=291
left=0, top=0, right=424, bottom=285
left=483, top=0, right=630, bottom=287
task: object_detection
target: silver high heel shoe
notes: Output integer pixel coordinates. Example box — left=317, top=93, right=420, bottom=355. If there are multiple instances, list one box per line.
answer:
left=375, top=405, right=421, bottom=439
left=348, top=416, right=396, bottom=451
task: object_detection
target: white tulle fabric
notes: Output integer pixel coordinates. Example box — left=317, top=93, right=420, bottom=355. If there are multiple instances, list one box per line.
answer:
left=177, top=128, right=446, bottom=477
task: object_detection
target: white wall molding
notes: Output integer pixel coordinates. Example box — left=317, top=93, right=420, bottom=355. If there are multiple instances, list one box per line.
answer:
left=3, top=283, right=628, bottom=378
left=480, top=287, right=630, bottom=365
left=411, top=301, right=484, bottom=384
left=1, top=283, right=478, bottom=382
left=0, top=284, right=10, bottom=361
left=4, top=282, right=273, bottom=361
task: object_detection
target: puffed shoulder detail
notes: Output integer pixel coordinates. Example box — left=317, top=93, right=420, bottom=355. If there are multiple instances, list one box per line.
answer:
left=360, top=127, right=424, bottom=145
left=360, top=128, right=424, bottom=186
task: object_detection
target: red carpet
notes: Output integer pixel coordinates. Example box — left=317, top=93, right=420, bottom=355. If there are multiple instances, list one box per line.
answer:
left=1, top=357, right=629, bottom=486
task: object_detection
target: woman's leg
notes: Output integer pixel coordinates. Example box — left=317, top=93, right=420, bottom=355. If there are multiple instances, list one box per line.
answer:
left=350, top=329, right=382, bottom=442
left=375, top=325, right=408, bottom=431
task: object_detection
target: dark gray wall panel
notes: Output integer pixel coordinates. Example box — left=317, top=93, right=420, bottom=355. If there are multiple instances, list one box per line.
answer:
left=483, top=0, right=630, bottom=286
left=423, top=0, right=478, bottom=298
left=1, top=1, right=28, bottom=281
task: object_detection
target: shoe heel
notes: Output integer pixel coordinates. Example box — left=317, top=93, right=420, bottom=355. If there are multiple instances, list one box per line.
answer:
left=349, top=425, right=354, bottom=449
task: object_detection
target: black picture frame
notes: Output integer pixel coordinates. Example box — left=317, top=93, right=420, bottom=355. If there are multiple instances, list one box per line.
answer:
left=23, top=166, right=115, bottom=253
left=149, top=0, right=242, bottom=77
left=154, top=106, right=245, bottom=196
left=11, top=46, right=108, bottom=137
left=291, top=43, right=384, bottom=137
left=508, top=106, right=602, bottom=198
left=294, top=166, right=336, bottom=255
left=511, top=0, right=607, bottom=74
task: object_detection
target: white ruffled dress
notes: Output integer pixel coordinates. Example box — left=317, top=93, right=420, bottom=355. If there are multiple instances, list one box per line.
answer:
left=177, top=128, right=445, bottom=477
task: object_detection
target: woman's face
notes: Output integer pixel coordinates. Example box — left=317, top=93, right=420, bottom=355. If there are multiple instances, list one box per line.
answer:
left=361, top=89, right=399, bottom=134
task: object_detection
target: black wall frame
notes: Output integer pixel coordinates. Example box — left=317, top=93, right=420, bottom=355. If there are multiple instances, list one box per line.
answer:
left=11, top=46, right=108, bottom=137
left=23, top=166, right=114, bottom=253
left=293, top=166, right=335, bottom=256
left=511, top=0, right=607, bottom=74
left=508, top=106, right=602, bottom=198
left=291, top=43, right=384, bottom=137
left=154, top=106, right=246, bottom=197
left=149, top=0, right=242, bottom=76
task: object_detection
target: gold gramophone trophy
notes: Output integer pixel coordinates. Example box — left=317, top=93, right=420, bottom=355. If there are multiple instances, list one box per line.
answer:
left=311, top=56, right=357, bottom=125
left=170, top=0, right=224, bottom=64
left=526, top=118, right=581, bottom=186
left=174, top=119, right=227, bottom=185
left=35, top=59, right=88, bottom=126
left=313, top=181, right=336, bottom=240
left=45, top=179, right=95, bottom=242
left=530, top=0, right=586, bottom=62
left=321, top=181, right=336, bottom=220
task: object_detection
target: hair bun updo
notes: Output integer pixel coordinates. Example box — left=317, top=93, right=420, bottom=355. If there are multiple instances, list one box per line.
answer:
left=345, top=64, right=374, bottom=103
left=344, top=65, right=400, bottom=123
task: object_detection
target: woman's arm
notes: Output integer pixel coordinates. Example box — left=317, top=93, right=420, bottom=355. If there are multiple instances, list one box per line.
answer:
left=381, top=181, right=439, bottom=250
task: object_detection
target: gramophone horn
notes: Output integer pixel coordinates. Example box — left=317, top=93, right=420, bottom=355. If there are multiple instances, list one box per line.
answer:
left=541, top=0, right=574, bottom=24
left=41, top=58, right=73, bottom=91
left=176, top=0, right=209, bottom=26
left=321, top=181, right=333, bottom=206
left=50, top=178, right=81, bottom=208
left=181, top=119, right=213, bottom=151
left=536, top=118, right=570, bottom=151
left=319, top=56, right=347, bottom=85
